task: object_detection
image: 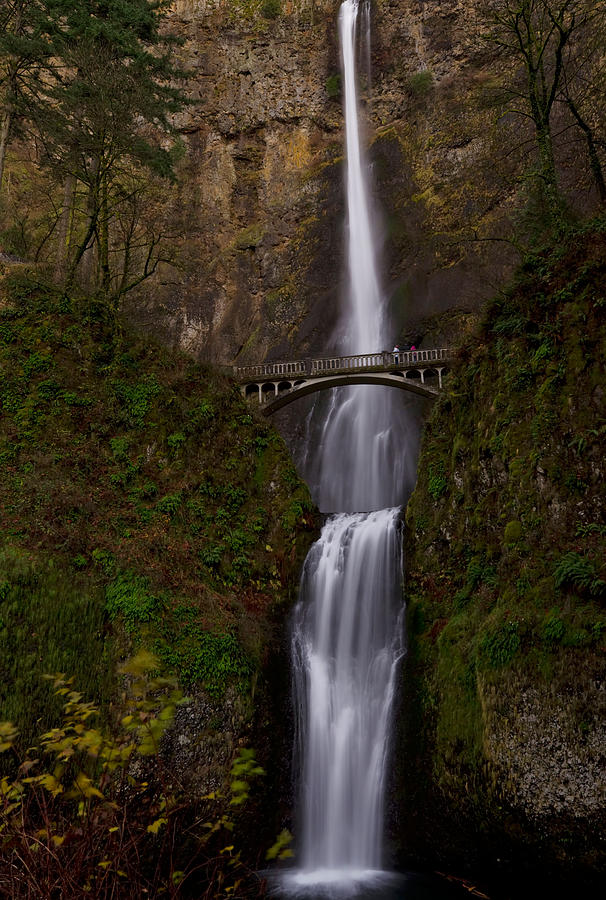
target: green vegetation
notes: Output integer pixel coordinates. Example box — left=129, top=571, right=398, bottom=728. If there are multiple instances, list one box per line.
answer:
left=326, top=74, right=341, bottom=99
left=0, top=273, right=315, bottom=746
left=261, top=0, right=281, bottom=19
left=553, top=551, right=606, bottom=599
left=483, top=1, right=606, bottom=232
left=427, top=461, right=448, bottom=500
left=404, top=222, right=606, bottom=864
left=407, top=70, right=433, bottom=97
left=0, top=0, right=188, bottom=304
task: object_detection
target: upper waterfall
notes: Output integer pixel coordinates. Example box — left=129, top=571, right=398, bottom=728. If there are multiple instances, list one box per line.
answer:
left=340, top=0, right=384, bottom=354
left=309, top=0, right=420, bottom=514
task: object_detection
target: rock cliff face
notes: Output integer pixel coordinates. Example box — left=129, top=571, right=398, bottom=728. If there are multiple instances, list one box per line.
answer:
left=137, top=0, right=539, bottom=364
left=401, top=226, right=606, bottom=886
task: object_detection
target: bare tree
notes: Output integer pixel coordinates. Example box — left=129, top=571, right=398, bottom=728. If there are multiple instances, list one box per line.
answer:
left=483, top=0, right=606, bottom=229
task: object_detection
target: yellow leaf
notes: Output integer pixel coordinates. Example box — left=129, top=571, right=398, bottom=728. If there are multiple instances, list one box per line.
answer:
left=98, top=861, right=111, bottom=869
left=39, top=773, right=63, bottom=796
left=146, top=816, right=168, bottom=834
left=74, top=773, right=104, bottom=800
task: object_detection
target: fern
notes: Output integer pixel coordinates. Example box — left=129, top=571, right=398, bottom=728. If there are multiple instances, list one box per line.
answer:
left=554, top=552, right=606, bottom=599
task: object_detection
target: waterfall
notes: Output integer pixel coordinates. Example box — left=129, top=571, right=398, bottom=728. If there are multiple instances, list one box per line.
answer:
left=292, top=510, right=404, bottom=878
left=280, top=1, right=416, bottom=893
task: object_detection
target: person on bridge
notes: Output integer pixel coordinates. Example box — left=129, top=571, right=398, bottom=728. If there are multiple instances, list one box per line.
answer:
left=393, top=345, right=399, bottom=363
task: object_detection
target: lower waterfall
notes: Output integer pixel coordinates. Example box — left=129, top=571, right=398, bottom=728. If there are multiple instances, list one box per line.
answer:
left=292, top=510, right=404, bottom=877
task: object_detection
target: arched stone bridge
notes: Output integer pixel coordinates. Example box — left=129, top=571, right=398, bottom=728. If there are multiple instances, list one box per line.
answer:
left=234, top=349, right=451, bottom=415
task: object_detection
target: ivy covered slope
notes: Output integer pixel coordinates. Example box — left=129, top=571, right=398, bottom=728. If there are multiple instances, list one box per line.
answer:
left=402, top=222, right=606, bottom=882
left=0, top=273, right=315, bottom=759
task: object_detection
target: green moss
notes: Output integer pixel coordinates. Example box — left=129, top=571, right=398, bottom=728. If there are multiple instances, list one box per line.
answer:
left=504, top=520, right=522, bottom=544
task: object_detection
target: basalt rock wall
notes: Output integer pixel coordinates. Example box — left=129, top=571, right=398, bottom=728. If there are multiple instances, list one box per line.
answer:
left=135, top=0, right=537, bottom=364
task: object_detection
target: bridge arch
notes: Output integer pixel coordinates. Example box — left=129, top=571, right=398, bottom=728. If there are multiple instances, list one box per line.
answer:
left=259, top=372, right=440, bottom=415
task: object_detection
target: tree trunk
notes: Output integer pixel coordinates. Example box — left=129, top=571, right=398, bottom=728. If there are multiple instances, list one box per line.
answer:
left=528, top=73, right=565, bottom=230
left=566, top=97, right=606, bottom=205
left=536, top=121, right=564, bottom=225
left=66, top=206, right=98, bottom=290
left=99, top=173, right=111, bottom=294
left=54, top=174, right=76, bottom=281
left=79, top=159, right=101, bottom=292
left=0, top=109, right=13, bottom=195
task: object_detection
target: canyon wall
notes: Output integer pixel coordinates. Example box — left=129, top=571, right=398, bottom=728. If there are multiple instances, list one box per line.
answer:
left=136, top=0, right=527, bottom=363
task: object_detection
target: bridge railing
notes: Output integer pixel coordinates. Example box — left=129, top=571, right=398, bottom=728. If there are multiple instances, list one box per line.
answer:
left=312, top=348, right=449, bottom=373
left=234, top=348, right=450, bottom=381
left=311, top=353, right=384, bottom=373
left=234, top=360, right=307, bottom=379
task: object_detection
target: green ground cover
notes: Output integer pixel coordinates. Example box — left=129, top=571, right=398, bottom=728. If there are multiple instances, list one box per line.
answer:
left=0, top=273, right=314, bottom=748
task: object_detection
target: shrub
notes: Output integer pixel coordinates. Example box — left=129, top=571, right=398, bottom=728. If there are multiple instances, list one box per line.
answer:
left=155, top=630, right=252, bottom=698
left=466, top=556, right=497, bottom=589
left=111, top=376, right=161, bottom=427
left=0, top=655, right=271, bottom=896
left=407, top=70, right=433, bottom=96
left=428, top=462, right=448, bottom=500
left=188, top=399, right=215, bottom=431
left=326, top=73, right=341, bottom=98
left=261, top=0, right=280, bottom=17
left=105, top=573, right=162, bottom=633
left=542, top=609, right=566, bottom=644
left=156, top=491, right=182, bottom=517
left=166, top=431, right=186, bottom=453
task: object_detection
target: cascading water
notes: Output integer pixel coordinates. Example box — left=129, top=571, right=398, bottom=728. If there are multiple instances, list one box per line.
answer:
left=280, top=1, right=418, bottom=895
left=291, top=509, right=404, bottom=884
